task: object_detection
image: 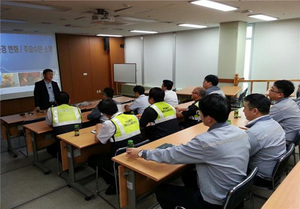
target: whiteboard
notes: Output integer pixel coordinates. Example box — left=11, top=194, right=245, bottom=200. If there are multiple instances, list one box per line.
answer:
left=114, top=63, right=136, bottom=83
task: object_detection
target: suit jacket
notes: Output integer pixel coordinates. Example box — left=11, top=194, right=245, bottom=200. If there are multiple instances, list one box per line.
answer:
left=34, top=80, right=60, bottom=110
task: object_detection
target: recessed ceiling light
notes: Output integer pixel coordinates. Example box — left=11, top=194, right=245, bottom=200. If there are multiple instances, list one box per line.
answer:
left=178, top=24, right=207, bottom=29
left=249, top=14, right=278, bottom=21
left=191, top=0, right=237, bottom=12
left=96, top=34, right=123, bottom=37
left=130, top=30, right=158, bottom=34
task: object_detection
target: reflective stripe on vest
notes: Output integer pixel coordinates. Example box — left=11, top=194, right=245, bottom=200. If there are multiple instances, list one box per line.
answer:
left=189, top=101, right=201, bottom=121
left=51, top=104, right=81, bottom=127
left=150, top=101, right=176, bottom=125
left=110, top=113, right=141, bottom=142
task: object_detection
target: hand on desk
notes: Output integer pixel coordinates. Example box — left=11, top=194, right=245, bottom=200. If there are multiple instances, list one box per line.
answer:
left=126, top=148, right=141, bottom=158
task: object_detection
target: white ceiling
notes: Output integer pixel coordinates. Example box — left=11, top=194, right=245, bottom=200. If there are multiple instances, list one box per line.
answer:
left=1, top=0, right=300, bottom=37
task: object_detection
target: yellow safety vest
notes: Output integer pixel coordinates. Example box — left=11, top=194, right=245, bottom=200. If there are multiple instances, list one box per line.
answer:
left=110, top=113, right=141, bottom=142
left=189, top=101, right=201, bottom=121
left=150, top=101, right=176, bottom=125
left=51, top=104, right=81, bottom=127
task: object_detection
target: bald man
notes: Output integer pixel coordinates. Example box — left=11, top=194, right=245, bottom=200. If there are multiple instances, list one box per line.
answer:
left=176, top=87, right=207, bottom=128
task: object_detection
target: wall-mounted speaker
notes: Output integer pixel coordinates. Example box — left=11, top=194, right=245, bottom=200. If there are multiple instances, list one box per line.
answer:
left=104, top=37, right=109, bottom=51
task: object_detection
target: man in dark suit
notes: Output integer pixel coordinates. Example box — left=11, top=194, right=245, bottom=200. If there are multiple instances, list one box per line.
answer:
left=34, top=69, right=60, bottom=111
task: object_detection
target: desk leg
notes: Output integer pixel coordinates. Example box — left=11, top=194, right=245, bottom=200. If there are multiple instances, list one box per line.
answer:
left=31, top=132, right=50, bottom=174
left=67, top=144, right=94, bottom=201
left=127, top=168, right=137, bottom=209
left=5, top=124, right=18, bottom=158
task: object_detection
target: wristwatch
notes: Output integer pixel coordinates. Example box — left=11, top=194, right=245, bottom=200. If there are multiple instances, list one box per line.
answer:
left=138, top=150, right=144, bottom=158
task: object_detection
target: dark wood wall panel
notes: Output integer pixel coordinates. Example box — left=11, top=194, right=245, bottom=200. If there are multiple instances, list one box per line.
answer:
left=1, top=97, right=35, bottom=116
left=56, top=34, right=73, bottom=97
left=68, top=36, right=94, bottom=103
left=109, top=38, right=125, bottom=90
left=89, top=37, right=111, bottom=99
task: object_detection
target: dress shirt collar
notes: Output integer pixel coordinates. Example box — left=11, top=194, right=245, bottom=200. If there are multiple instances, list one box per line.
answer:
left=246, top=115, right=271, bottom=128
left=208, top=122, right=228, bottom=132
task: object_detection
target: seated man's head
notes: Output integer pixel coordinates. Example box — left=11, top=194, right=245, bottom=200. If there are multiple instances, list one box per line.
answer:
left=103, top=87, right=114, bottom=99
left=161, top=80, right=173, bottom=91
left=55, top=91, right=70, bottom=105
left=269, top=80, right=295, bottom=101
left=192, top=87, right=207, bottom=101
left=98, top=98, right=118, bottom=117
left=133, top=85, right=145, bottom=97
left=203, top=74, right=219, bottom=89
left=148, top=87, right=165, bottom=104
left=243, top=94, right=270, bottom=121
left=199, top=94, right=230, bottom=126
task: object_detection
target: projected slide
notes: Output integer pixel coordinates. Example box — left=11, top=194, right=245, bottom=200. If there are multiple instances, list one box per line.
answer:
left=0, top=33, right=61, bottom=100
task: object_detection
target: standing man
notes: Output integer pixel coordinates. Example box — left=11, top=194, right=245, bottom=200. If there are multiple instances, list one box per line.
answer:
left=243, top=94, right=286, bottom=186
left=176, top=87, right=206, bottom=128
left=161, top=79, right=178, bottom=107
left=127, top=94, right=250, bottom=209
left=124, top=85, right=150, bottom=115
left=202, top=74, right=225, bottom=97
left=268, top=80, right=300, bottom=143
left=140, top=87, right=178, bottom=141
left=34, top=69, right=60, bottom=111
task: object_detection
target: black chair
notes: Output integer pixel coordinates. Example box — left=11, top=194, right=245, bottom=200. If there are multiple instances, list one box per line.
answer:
left=252, top=143, right=295, bottom=199
left=291, top=132, right=300, bottom=165
left=231, top=88, right=248, bottom=109
left=222, top=167, right=258, bottom=209
left=95, top=139, right=150, bottom=199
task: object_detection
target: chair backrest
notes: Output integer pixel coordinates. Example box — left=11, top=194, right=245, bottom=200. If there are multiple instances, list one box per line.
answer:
left=238, top=88, right=248, bottom=102
left=222, top=167, right=258, bottom=209
left=293, top=132, right=300, bottom=146
left=272, top=143, right=295, bottom=188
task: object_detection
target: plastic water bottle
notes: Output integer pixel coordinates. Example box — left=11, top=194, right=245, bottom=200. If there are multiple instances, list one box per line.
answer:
left=234, top=109, right=239, bottom=118
left=127, top=140, right=134, bottom=148
left=74, top=124, right=79, bottom=136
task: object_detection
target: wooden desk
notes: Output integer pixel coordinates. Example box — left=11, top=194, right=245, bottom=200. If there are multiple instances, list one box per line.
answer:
left=228, top=108, right=248, bottom=129
left=74, top=100, right=100, bottom=111
left=57, top=126, right=109, bottom=200
left=175, top=101, right=194, bottom=110
left=262, top=162, right=300, bottom=209
left=176, top=86, right=197, bottom=96
left=23, top=111, right=92, bottom=174
left=221, top=86, right=242, bottom=97
left=113, top=96, right=135, bottom=104
left=1, top=111, right=46, bottom=157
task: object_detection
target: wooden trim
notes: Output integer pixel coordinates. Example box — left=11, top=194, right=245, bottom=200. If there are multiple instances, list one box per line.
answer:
left=219, top=79, right=234, bottom=83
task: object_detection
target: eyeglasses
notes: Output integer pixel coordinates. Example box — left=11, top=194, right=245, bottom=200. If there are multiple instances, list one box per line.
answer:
left=269, top=89, right=282, bottom=94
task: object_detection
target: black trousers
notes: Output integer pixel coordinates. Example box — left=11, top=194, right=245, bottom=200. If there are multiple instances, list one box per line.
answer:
left=155, top=169, right=222, bottom=209
left=88, top=153, right=115, bottom=185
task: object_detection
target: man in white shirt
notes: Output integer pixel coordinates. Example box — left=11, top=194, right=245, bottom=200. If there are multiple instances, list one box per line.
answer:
left=161, top=79, right=178, bottom=107
left=124, top=85, right=150, bottom=114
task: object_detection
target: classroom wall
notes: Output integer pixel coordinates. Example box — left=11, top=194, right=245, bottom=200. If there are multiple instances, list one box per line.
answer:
left=250, top=18, right=300, bottom=93
left=124, top=18, right=299, bottom=94
left=124, top=27, right=220, bottom=89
